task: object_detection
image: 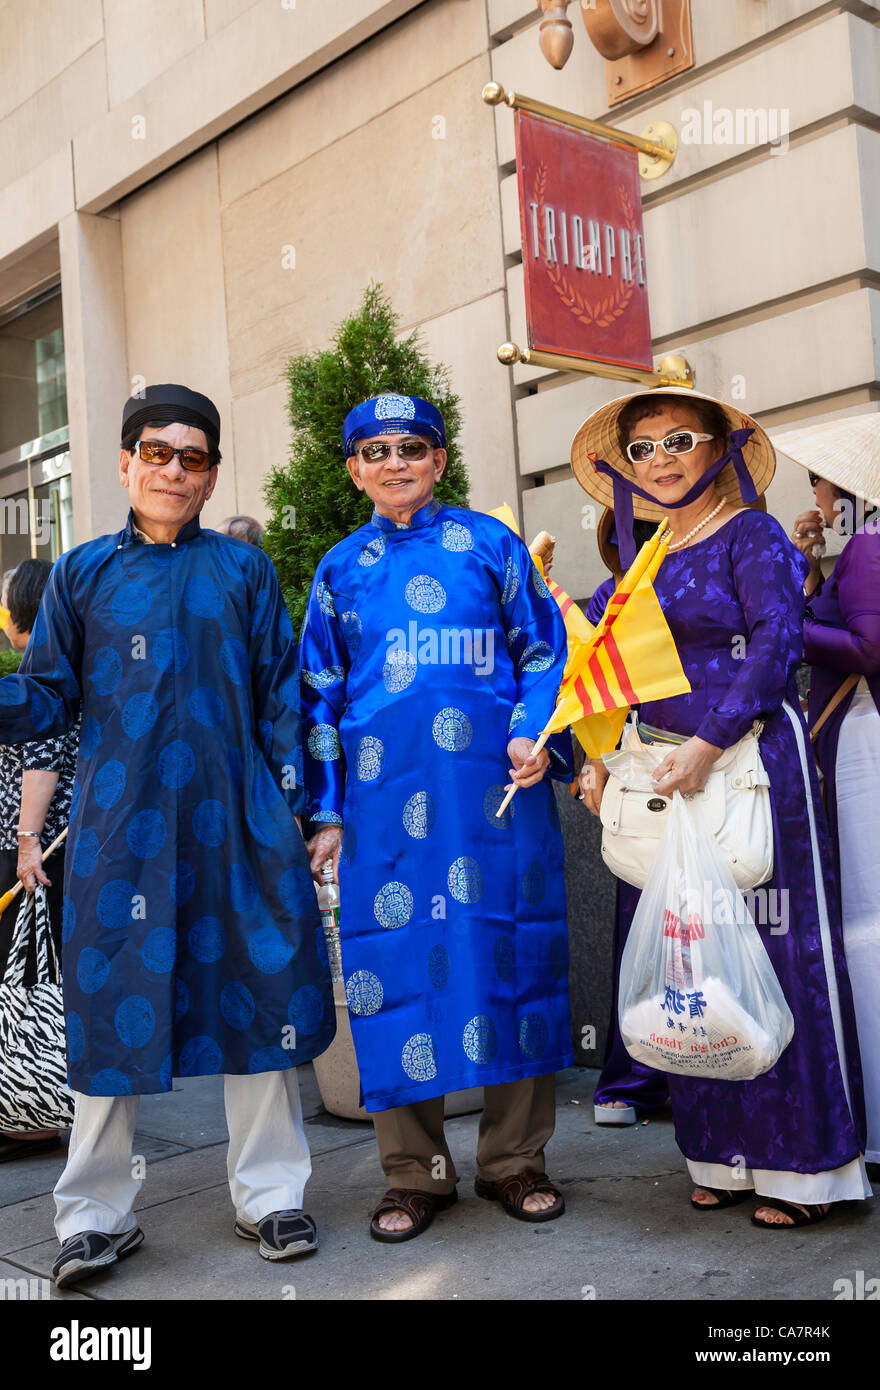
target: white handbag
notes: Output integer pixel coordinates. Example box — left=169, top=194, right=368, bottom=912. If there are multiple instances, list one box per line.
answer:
left=599, top=719, right=774, bottom=891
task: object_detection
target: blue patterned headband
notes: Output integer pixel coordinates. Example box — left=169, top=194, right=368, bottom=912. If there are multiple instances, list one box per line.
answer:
left=592, top=427, right=757, bottom=569
left=343, top=394, right=446, bottom=456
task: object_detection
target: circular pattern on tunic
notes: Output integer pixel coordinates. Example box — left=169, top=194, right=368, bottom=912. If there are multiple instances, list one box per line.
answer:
left=72, top=829, right=100, bottom=878
left=483, top=784, right=513, bottom=829
left=519, top=1012, right=550, bottom=1059
left=115, top=995, right=155, bottom=1048
left=462, top=1014, right=498, bottom=1065
left=126, top=809, right=167, bottom=860
left=227, top=864, right=258, bottom=912
left=61, top=896, right=76, bottom=943
left=346, top=970, right=383, bottom=1016
left=220, top=638, right=249, bottom=686
left=188, top=916, right=226, bottom=963
left=405, top=574, right=446, bottom=614
left=382, top=649, right=417, bottom=694
left=288, top=984, right=324, bottom=1036
left=302, top=666, right=345, bottom=690
left=530, top=566, right=551, bottom=600
left=248, top=925, right=293, bottom=973
left=90, top=646, right=122, bottom=696
left=66, top=1011, right=85, bottom=1065
left=358, top=535, right=387, bottom=567
left=355, top=736, right=384, bottom=781
left=494, top=935, right=515, bottom=982
left=158, top=739, right=196, bottom=790
left=447, top=856, right=483, bottom=904
left=508, top=702, right=528, bottom=734
left=520, top=641, right=554, bottom=673
left=142, top=926, right=176, bottom=974
left=373, top=881, right=413, bottom=929
left=427, top=944, right=450, bottom=991
left=221, top=981, right=255, bottom=1031
left=179, top=1035, right=223, bottom=1076
left=279, top=865, right=317, bottom=915
left=79, top=716, right=102, bottom=760
left=402, top=1032, right=438, bottom=1082
left=122, top=692, right=159, bottom=740
left=522, top=861, right=547, bottom=906
left=153, top=628, right=189, bottom=674
left=432, top=707, right=472, bottom=752
left=183, top=574, right=225, bottom=619
left=506, top=625, right=522, bottom=653
left=89, top=1069, right=132, bottom=1096
left=95, top=759, right=126, bottom=809
left=188, top=686, right=225, bottom=728
left=97, top=879, right=137, bottom=930
left=249, top=1046, right=293, bottom=1072
left=402, top=790, right=435, bottom=839
left=316, top=580, right=335, bottom=616
left=170, top=860, right=196, bottom=905
left=308, top=724, right=341, bottom=762
left=110, top=582, right=152, bottom=626
left=441, top=520, right=473, bottom=552
left=340, top=610, right=362, bottom=653
left=192, top=800, right=228, bottom=847
left=77, top=947, right=110, bottom=994
left=501, top=558, right=519, bottom=605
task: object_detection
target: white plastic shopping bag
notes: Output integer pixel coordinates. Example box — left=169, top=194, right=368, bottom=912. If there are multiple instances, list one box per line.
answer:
left=618, top=792, right=794, bottom=1080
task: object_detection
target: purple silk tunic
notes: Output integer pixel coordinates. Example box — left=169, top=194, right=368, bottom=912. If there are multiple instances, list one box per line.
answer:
left=595, top=510, right=866, bottom=1173
left=804, top=523, right=880, bottom=870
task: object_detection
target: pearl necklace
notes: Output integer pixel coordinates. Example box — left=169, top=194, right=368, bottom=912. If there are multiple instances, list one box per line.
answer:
left=667, top=500, right=726, bottom=550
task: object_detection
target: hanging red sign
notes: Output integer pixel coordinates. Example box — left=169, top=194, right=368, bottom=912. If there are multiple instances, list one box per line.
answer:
left=514, top=109, right=653, bottom=372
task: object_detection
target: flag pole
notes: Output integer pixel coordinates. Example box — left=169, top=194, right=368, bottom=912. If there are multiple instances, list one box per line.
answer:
left=0, top=826, right=68, bottom=918
left=496, top=731, right=551, bottom=818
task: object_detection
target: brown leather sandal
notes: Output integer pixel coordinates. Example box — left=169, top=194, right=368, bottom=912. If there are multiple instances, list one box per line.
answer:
left=369, top=1186, right=458, bottom=1244
left=474, top=1170, right=565, bottom=1223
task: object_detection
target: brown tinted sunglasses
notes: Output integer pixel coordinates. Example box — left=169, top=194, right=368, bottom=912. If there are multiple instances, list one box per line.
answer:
left=133, top=439, right=213, bottom=472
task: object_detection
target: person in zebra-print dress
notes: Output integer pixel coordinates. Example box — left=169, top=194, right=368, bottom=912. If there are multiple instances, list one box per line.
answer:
left=0, top=559, right=79, bottom=1163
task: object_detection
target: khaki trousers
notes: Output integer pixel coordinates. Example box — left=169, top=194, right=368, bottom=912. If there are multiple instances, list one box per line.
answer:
left=371, top=1073, right=556, bottom=1196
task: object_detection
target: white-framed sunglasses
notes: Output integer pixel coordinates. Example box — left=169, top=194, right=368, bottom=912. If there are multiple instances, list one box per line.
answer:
left=625, top=430, right=715, bottom=465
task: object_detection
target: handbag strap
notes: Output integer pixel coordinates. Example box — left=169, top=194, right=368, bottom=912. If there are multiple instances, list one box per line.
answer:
left=809, top=673, right=860, bottom=743
left=2, top=885, right=57, bottom=989
left=33, top=884, right=60, bottom=984
left=4, top=889, right=35, bottom=990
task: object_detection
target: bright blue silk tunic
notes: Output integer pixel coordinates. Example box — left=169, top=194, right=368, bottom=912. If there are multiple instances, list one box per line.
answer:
left=0, top=511, right=335, bottom=1095
left=299, top=500, right=574, bottom=1112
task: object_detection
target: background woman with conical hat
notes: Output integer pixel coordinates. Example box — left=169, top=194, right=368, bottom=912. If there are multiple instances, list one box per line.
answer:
left=572, top=385, right=871, bottom=1228
left=777, top=413, right=880, bottom=1179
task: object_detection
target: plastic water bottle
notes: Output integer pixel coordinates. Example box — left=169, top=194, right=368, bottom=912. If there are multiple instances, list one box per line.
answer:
left=317, top=859, right=342, bottom=982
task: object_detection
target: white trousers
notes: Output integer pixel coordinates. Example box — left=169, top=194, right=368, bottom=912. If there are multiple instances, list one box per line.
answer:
left=837, top=679, right=880, bottom=1162
left=53, top=1070, right=311, bottom=1242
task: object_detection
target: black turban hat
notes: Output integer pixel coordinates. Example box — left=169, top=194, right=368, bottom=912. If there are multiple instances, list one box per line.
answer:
left=121, top=383, right=221, bottom=450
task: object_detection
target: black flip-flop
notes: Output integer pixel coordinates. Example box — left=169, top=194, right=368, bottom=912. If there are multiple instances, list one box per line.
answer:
left=370, top=1186, right=458, bottom=1243
left=750, top=1200, right=830, bottom=1229
left=690, top=1186, right=749, bottom=1212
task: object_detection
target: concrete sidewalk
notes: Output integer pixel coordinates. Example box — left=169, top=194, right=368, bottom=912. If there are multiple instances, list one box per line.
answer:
left=0, top=1066, right=876, bottom=1301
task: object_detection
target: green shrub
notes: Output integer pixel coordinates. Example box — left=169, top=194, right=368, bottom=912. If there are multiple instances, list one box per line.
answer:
left=0, top=649, right=22, bottom=677
left=263, top=283, right=469, bottom=631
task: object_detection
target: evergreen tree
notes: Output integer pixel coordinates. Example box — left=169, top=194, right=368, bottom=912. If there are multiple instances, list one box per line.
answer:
left=263, top=283, right=469, bottom=630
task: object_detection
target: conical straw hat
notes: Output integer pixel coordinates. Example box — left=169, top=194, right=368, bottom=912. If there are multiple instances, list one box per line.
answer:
left=571, top=386, right=776, bottom=523
left=772, top=413, right=880, bottom=508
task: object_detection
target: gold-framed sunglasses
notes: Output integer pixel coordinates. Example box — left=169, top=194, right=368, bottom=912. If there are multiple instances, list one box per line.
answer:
left=355, top=438, right=432, bottom=463
left=133, top=439, right=213, bottom=472
left=625, top=430, right=715, bottom=465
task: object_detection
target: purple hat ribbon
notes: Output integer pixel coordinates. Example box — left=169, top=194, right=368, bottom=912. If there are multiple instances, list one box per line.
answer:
left=592, top=427, right=756, bottom=569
